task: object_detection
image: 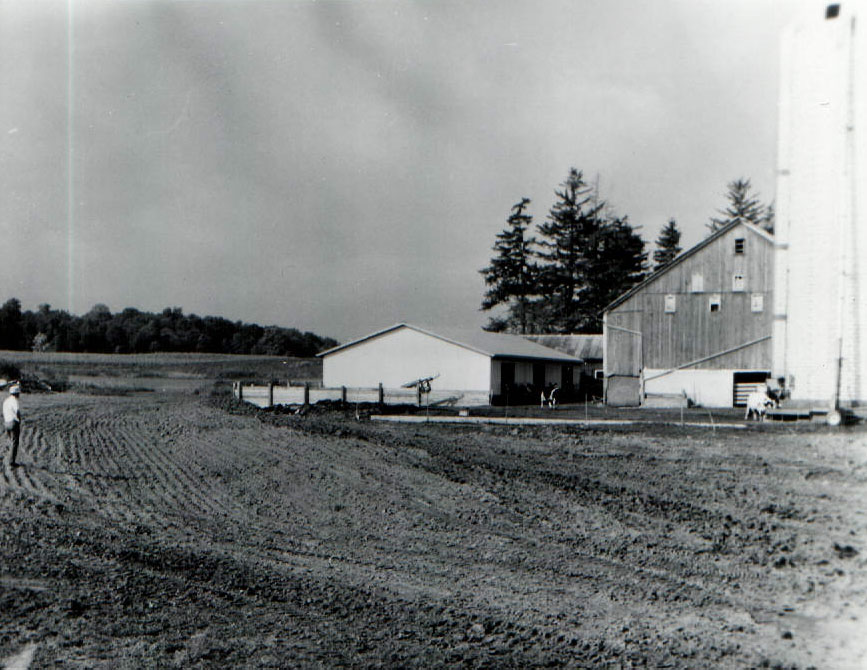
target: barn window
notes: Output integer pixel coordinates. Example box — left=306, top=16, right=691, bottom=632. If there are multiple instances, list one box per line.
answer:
left=734, top=238, right=745, bottom=254
left=751, top=293, right=765, bottom=312
left=690, top=273, right=704, bottom=293
left=594, top=369, right=604, bottom=380
left=664, top=294, right=676, bottom=313
left=709, top=294, right=722, bottom=312
left=732, top=274, right=745, bottom=292
left=826, top=4, right=840, bottom=19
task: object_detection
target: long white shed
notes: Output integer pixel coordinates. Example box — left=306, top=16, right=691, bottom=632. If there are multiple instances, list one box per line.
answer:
left=318, top=323, right=583, bottom=405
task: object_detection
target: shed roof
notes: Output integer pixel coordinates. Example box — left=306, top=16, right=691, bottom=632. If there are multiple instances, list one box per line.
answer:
left=603, top=220, right=774, bottom=313
left=318, top=323, right=583, bottom=363
left=524, top=334, right=603, bottom=361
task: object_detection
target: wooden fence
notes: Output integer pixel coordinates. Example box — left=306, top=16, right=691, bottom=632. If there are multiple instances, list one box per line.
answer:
left=233, top=382, right=491, bottom=408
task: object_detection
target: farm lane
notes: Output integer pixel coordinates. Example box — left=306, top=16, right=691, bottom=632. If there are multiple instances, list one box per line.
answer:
left=0, top=392, right=866, bottom=667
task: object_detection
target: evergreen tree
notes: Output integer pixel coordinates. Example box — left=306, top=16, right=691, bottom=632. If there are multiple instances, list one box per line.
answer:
left=582, top=215, right=648, bottom=331
left=480, top=198, right=539, bottom=333
left=535, top=169, right=603, bottom=333
left=481, top=168, right=648, bottom=335
left=707, top=178, right=769, bottom=234
left=653, top=218, right=682, bottom=270
left=761, top=201, right=775, bottom=235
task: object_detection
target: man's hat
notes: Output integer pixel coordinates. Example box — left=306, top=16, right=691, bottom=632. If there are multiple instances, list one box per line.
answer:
left=9, top=384, right=20, bottom=395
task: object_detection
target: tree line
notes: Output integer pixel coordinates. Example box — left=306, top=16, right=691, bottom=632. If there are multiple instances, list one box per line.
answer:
left=0, top=299, right=338, bottom=357
left=480, top=169, right=773, bottom=334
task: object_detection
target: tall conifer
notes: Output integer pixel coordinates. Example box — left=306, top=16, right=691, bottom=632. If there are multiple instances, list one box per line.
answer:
left=480, top=198, right=539, bottom=333
left=653, top=219, right=682, bottom=270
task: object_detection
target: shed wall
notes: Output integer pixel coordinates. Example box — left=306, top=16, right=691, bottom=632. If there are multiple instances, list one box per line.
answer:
left=643, top=369, right=740, bottom=408
left=322, top=327, right=491, bottom=391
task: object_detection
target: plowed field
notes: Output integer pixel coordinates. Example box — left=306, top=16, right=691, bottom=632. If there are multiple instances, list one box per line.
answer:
left=1, top=392, right=866, bottom=668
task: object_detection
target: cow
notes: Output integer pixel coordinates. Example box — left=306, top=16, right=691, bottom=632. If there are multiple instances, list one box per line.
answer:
left=541, top=384, right=559, bottom=409
left=744, top=386, right=779, bottom=421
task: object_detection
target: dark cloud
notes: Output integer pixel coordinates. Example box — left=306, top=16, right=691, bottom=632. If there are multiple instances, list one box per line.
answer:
left=0, top=0, right=810, bottom=340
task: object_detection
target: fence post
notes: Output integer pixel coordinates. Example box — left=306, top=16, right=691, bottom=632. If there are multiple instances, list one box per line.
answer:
left=417, top=385, right=422, bottom=406
left=378, top=383, right=384, bottom=406
left=238, top=382, right=244, bottom=402
left=268, top=382, right=274, bottom=408
left=341, top=386, right=347, bottom=403
left=304, top=382, right=310, bottom=406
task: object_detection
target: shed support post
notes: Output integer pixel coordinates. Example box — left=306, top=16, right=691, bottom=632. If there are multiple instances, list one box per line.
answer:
left=378, top=383, right=384, bottom=406
left=268, top=382, right=274, bottom=408
left=341, top=386, right=347, bottom=403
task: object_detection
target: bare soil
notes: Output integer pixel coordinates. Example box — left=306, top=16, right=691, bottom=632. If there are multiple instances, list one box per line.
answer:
left=1, top=392, right=866, bottom=668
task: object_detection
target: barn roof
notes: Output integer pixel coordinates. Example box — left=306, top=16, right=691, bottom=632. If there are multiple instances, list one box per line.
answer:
left=603, top=220, right=774, bottom=314
left=318, top=323, right=583, bottom=363
left=524, top=334, right=603, bottom=361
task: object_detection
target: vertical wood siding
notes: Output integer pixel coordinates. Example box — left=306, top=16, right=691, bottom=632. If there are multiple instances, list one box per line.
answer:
left=606, top=225, right=774, bottom=373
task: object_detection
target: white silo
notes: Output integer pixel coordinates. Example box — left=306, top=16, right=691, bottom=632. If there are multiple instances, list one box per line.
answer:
left=773, top=2, right=867, bottom=415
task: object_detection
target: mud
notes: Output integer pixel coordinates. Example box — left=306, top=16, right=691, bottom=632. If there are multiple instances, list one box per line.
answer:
left=1, top=392, right=866, bottom=668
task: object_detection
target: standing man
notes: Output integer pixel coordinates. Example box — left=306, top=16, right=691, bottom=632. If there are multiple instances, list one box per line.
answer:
left=4, top=383, right=21, bottom=467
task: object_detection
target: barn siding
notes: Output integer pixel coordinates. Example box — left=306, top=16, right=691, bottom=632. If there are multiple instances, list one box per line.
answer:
left=604, top=223, right=774, bottom=407
left=608, top=224, right=773, bottom=372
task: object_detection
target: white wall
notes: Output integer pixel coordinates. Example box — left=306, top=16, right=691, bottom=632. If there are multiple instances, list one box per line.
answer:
left=644, top=369, right=736, bottom=408
left=775, top=5, right=867, bottom=405
left=322, top=327, right=491, bottom=391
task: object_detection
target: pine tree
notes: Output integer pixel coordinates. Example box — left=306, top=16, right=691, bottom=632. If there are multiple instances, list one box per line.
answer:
left=535, top=169, right=603, bottom=333
left=583, top=215, right=648, bottom=331
left=480, top=198, right=539, bottom=333
left=761, top=201, right=775, bottom=235
left=707, top=178, right=768, bottom=234
left=653, top=219, right=682, bottom=270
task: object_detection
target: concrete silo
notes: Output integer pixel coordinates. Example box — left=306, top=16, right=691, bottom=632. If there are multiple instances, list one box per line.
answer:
left=773, top=3, right=867, bottom=417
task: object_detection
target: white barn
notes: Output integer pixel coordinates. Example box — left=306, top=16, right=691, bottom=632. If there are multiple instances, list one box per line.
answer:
left=774, top=2, right=867, bottom=411
left=318, top=323, right=583, bottom=405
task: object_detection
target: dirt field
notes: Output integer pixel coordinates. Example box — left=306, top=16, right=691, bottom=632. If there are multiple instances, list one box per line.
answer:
left=1, top=390, right=866, bottom=668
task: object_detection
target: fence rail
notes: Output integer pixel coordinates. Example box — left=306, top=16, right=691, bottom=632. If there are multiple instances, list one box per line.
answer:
left=232, top=382, right=491, bottom=408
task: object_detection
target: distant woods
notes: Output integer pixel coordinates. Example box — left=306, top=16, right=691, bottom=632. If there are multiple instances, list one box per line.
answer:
left=481, top=169, right=772, bottom=334
left=0, top=299, right=338, bottom=357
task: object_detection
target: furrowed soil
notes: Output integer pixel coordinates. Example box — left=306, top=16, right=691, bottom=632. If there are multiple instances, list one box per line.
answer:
left=1, top=393, right=866, bottom=669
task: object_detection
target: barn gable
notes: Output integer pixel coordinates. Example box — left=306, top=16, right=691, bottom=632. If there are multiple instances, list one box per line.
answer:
left=603, top=221, right=774, bottom=407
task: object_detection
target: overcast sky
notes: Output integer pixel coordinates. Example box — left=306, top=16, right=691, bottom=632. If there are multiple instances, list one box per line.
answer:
left=0, top=0, right=818, bottom=342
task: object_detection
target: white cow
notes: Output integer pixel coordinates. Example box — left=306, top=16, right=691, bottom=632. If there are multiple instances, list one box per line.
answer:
left=744, top=387, right=778, bottom=421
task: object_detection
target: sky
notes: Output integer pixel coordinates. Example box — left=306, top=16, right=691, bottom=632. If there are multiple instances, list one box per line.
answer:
left=0, top=0, right=819, bottom=343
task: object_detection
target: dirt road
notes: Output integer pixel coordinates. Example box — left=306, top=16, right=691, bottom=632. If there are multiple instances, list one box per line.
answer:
left=1, top=393, right=866, bottom=668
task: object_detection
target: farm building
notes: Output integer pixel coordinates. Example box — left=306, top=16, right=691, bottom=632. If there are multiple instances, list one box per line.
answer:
left=524, top=334, right=604, bottom=398
left=318, top=323, right=582, bottom=405
left=603, top=221, right=774, bottom=407
left=774, top=2, right=867, bottom=412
